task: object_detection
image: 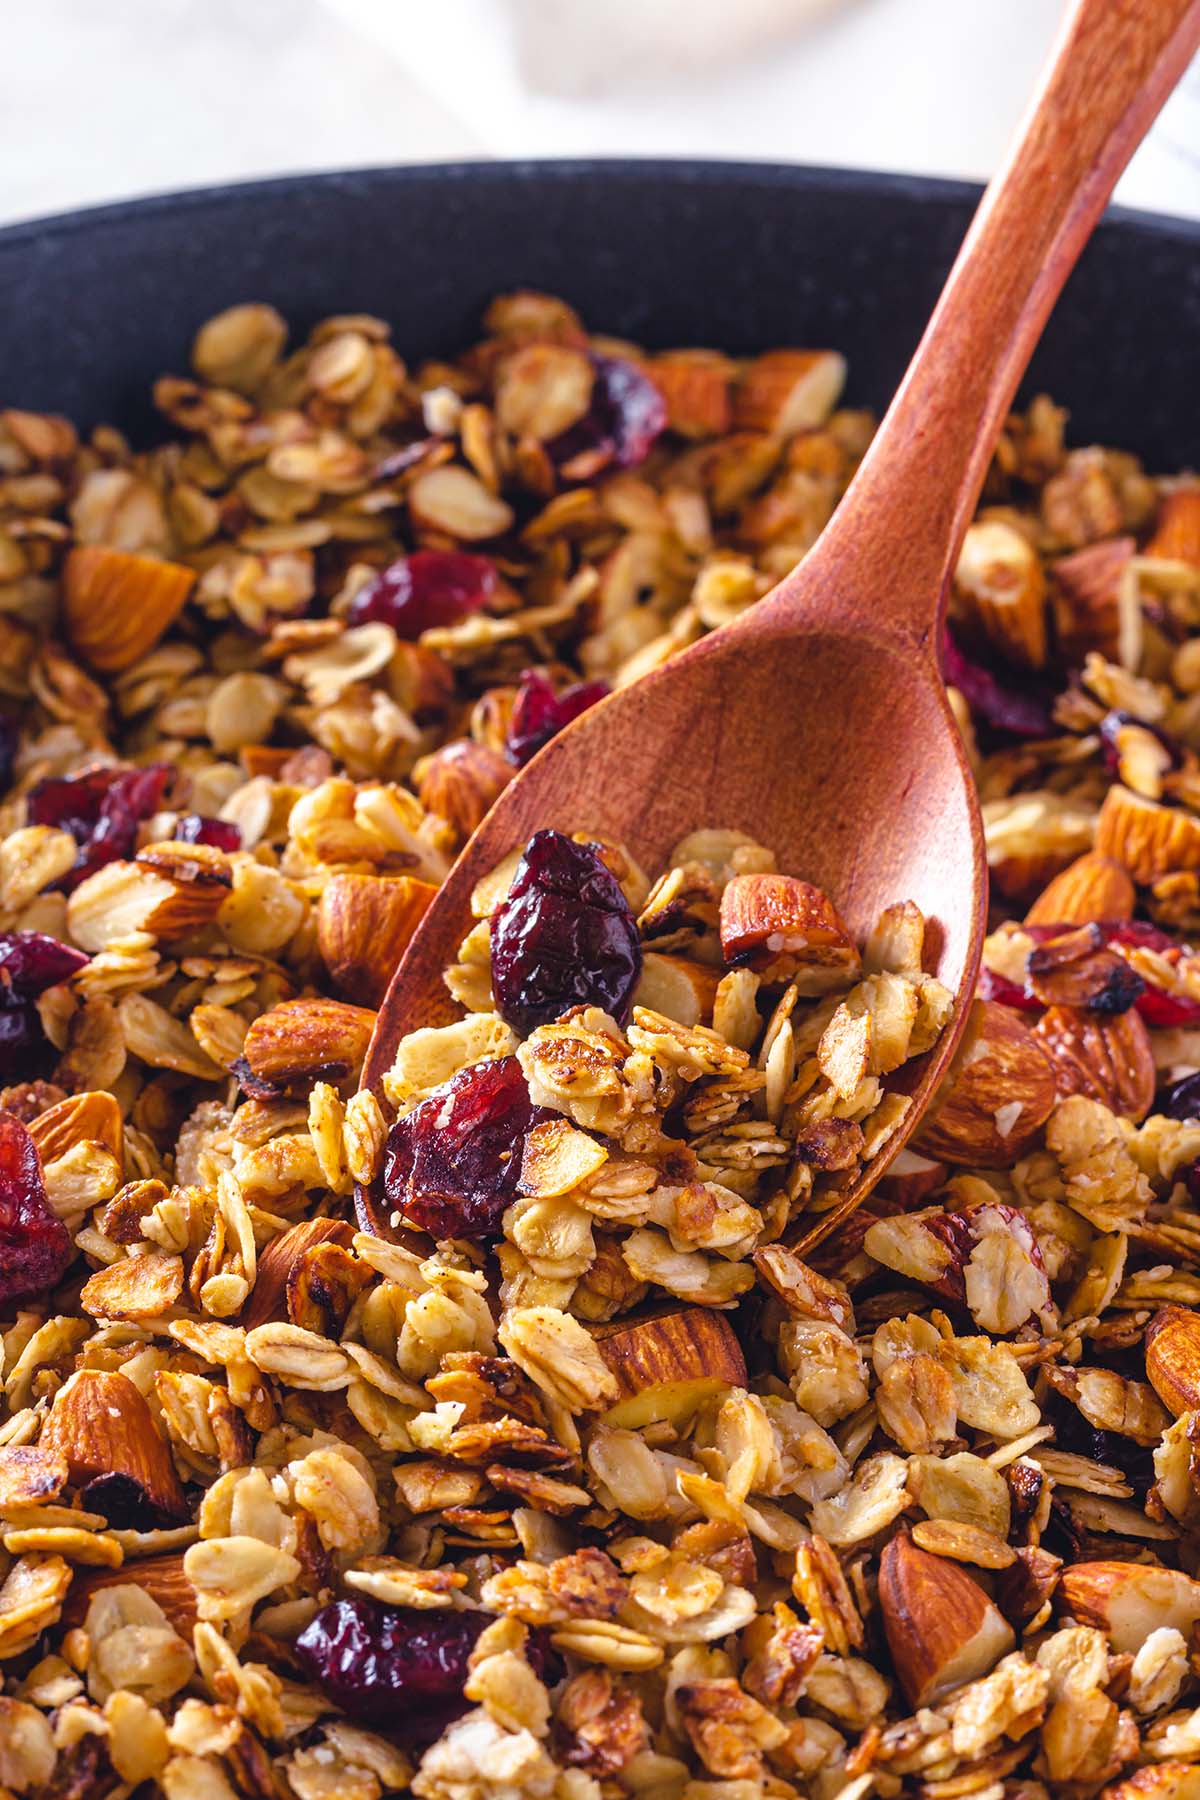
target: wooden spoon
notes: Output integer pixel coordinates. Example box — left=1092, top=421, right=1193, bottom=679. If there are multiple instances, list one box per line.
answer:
left=362, top=0, right=1200, bottom=1247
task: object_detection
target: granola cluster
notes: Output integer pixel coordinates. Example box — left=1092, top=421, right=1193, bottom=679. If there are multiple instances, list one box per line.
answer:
left=1, top=293, right=1200, bottom=1800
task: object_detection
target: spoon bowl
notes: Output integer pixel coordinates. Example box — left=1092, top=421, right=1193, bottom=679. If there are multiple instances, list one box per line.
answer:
left=363, top=0, right=1200, bottom=1245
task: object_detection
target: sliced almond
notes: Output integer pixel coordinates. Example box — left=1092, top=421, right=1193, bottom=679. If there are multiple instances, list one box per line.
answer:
left=27, top=1090, right=123, bottom=1164
left=493, top=343, right=594, bottom=441
left=63, top=545, right=196, bottom=672
left=719, top=873, right=861, bottom=993
left=1051, top=536, right=1139, bottom=668
left=408, top=464, right=514, bottom=541
left=954, top=518, right=1047, bottom=669
left=41, top=1369, right=187, bottom=1522
left=1033, top=1005, right=1155, bottom=1121
left=241, top=996, right=376, bottom=1090
left=1025, top=851, right=1136, bottom=927
left=589, top=1307, right=747, bottom=1430
left=1094, top=786, right=1200, bottom=884
left=241, top=1217, right=356, bottom=1330
left=1145, top=1306, right=1200, bottom=1419
left=317, top=873, right=438, bottom=1008
left=1056, top=1561, right=1200, bottom=1653
left=733, top=350, right=847, bottom=435
left=913, top=998, right=1055, bottom=1167
left=878, top=1531, right=1014, bottom=1707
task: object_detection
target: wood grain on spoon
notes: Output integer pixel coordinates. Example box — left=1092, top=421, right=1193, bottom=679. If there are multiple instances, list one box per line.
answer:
left=362, top=0, right=1200, bottom=1251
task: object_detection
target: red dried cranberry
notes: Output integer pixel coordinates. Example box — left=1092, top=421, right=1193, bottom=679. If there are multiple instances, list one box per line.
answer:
left=0, top=1111, right=72, bottom=1305
left=27, top=763, right=171, bottom=891
left=490, top=830, right=642, bottom=1035
left=506, top=670, right=610, bottom=768
left=1158, top=1071, right=1200, bottom=1120
left=0, top=932, right=89, bottom=999
left=1098, top=708, right=1182, bottom=775
left=383, top=1055, right=551, bottom=1241
left=0, top=713, right=18, bottom=793
left=1102, top=919, right=1180, bottom=954
left=546, top=354, right=666, bottom=477
left=347, top=550, right=496, bottom=638
left=941, top=628, right=1054, bottom=737
left=295, top=1598, right=556, bottom=1737
left=1136, top=987, right=1200, bottom=1028
left=976, top=967, right=1040, bottom=1011
left=174, top=813, right=242, bottom=852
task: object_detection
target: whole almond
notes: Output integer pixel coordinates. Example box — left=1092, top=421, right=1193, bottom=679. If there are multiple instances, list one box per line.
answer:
left=1051, top=536, right=1139, bottom=668
left=241, top=1217, right=356, bottom=1329
left=63, top=545, right=196, bottom=672
left=27, top=1090, right=123, bottom=1164
left=1026, top=851, right=1136, bottom=926
left=1145, top=1306, right=1200, bottom=1419
left=651, top=350, right=734, bottom=440
left=42, top=1369, right=187, bottom=1522
left=914, top=998, right=1055, bottom=1167
left=316, top=875, right=438, bottom=1008
left=589, top=1307, right=747, bottom=1431
left=879, top=1532, right=1014, bottom=1707
left=62, top=1552, right=196, bottom=1634
left=1145, top=488, right=1200, bottom=568
left=954, top=518, right=1047, bottom=670
left=719, top=874, right=861, bottom=993
left=1056, top=1560, right=1200, bottom=1653
left=415, top=741, right=512, bottom=849
left=241, top=996, right=376, bottom=1089
left=1095, top=785, right=1200, bottom=884
left=733, top=350, right=846, bottom=435
left=1033, top=1005, right=1155, bottom=1121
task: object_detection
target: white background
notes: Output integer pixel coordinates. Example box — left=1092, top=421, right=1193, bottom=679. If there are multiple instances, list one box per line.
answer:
left=2, top=0, right=1197, bottom=229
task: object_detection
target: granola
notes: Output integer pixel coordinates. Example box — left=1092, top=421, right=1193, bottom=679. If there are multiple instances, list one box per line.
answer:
left=2, top=293, right=1200, bottom=1797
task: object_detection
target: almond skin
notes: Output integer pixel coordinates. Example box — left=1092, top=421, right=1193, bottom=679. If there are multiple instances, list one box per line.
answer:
left=1025, top=851, right=1136, bottom=927
left=719, top=874, right=861, bottom=993
left=879, top=1532, right=1015, bottom=1708
left=241, top=1217, right=356, bottom=1329
left=134, top=841, right=234, bottom=939
left=633, top=953, right=720, bottom=1027
left=241, top=996, right=376, bottom=1090
left=914, top=998, right=1056, bottom=1167
left=316, top=874, right=438, bottom=1008
left=1094, top=785, right=1200, bottom=884
left=589, top=1307, right=747, bottom=1430
left=41, top=1368, right=187, bottom=1522
left=27, top=1090, right=123, bottom=1164
left=62, top=1552, right=196, bottom=1634
left=63, top=545, right=196, bottom=673
left=1145, top=1306, right=1200, bottom=1419
left=1056, top=1561, right=1200, bottom=1653
left=1033, top=1005, right=1155, bottom=1121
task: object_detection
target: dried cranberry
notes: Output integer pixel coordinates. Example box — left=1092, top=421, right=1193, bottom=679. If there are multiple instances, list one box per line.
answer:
left=0, top=713, right=18, bottom=793
left=1103, top=919, right=1181, bottom=954
left=546, top=354, right=666, bottom=477
left=941, top=628, right=1055, bottom=737
left=0, top=932, right=89, bottom=999
left=506, top=670, right=610, bottom=768
left=1159, top=1071, right=1200, bottom=1120
left=976, top=966, right=1038, bottom=1011
left=1098, top=708, right=1182, bottom=776
left=382, top=1055, right=551, bottom=1241
left=174, top=813, right=242, bottom=852
left=490, top=830, right=642, bottom=1035
left=79, top=1472, right=184, bottom=1530
left=28, top=762, right=171, bottom=891
left=347, top=550, right=496, bottom=638
left=1136, top=987, right=1200, bottom=1028
left=0, top=1111, right=72, bottom=1305
left=295, top=1598, right=556, bottom=1737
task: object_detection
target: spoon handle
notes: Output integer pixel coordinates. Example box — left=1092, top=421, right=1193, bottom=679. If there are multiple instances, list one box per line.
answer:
left=770, top=0, right=1200, bottom=646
